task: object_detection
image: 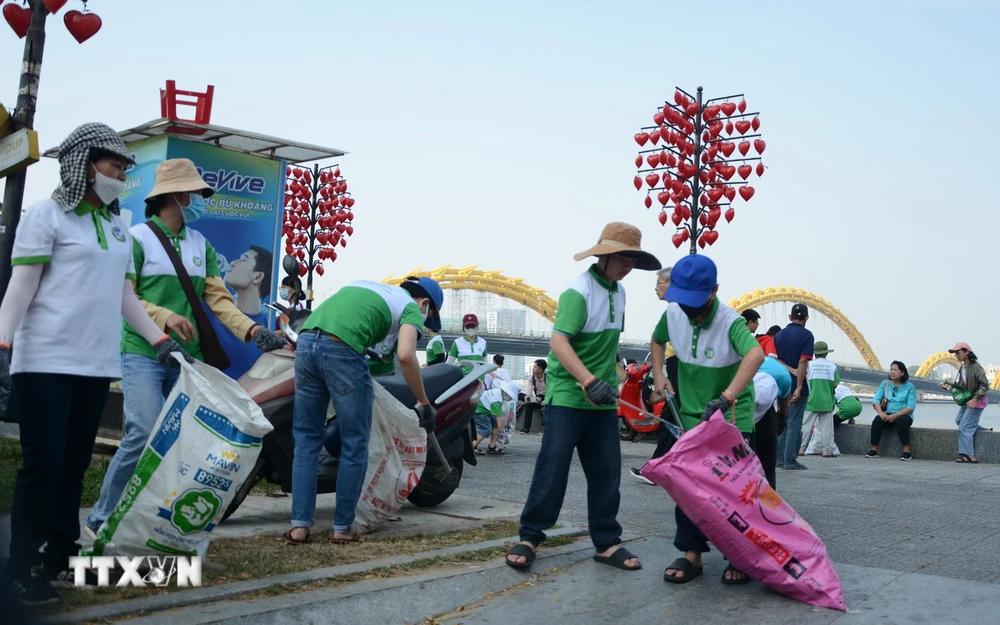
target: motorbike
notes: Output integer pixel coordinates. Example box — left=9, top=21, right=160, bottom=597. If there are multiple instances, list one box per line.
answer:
left=617, top=360, right=665, bottom=442
left=221, top=302, right=495, bottom=521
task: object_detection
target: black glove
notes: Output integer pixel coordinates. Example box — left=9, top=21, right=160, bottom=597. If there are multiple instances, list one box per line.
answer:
left=701, top=395, right=732, bottom=421
left=253, top=326, right=286, bottom=352
left=415, top=403, right=437, bottom=432
left=0, top=346, right=11, bottom=419
left=155, top=338, right=194, bottom=367
left=583, top=377, right=617, bottom=406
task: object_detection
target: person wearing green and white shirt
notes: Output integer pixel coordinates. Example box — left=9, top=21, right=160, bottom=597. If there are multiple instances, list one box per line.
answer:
left=799, top=341, right=840, bottom=458
left=0, top=124, right=191, bottom=604
left=447, top=313, right=487, bottom=375
left=424, top=326, right=446, bottom=367
left=506, top=222, right=660, bottom=573
left=87, top=159, right=285, bottom=537
left=474, top=380, right=521, bottom=455
left=286, top=276, right=443, bottom=545
left=651, top=254, right=764, bottom=586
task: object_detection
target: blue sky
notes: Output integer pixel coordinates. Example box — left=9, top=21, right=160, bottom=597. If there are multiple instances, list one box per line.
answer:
left=2, top=0, right=998, bottom=370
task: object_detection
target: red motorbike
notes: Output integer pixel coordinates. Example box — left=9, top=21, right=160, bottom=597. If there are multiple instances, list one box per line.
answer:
left=618, top=361, right=665, bottom=442
left=221, top=303, right=494, bottom=521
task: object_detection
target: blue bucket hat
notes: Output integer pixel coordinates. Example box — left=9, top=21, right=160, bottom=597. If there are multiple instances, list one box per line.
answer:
left=406, top=276, right=444, bottom=331
left=664, top=255, right=717, bottom=307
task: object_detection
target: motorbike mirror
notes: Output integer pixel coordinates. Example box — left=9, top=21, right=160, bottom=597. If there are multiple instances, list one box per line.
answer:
left=282, top=254, right=299, bottom=278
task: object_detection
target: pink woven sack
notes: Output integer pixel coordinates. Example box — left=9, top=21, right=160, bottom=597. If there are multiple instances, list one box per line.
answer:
left=643, top=411, right=847, bottom=611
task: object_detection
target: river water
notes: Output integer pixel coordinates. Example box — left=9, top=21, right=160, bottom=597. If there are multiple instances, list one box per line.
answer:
left=854, top=401, right=995, bottom=430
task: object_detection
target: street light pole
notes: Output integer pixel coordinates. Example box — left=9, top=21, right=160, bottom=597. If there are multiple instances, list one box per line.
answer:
left=0, top=0, right=49, bottom=300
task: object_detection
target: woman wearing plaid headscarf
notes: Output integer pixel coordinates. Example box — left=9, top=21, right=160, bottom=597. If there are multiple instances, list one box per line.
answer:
left=0, top=123, right=189, bottom=605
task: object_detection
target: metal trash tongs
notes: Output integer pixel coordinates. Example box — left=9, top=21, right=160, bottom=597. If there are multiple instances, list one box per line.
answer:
left=615, top=394, right=686, bottom=438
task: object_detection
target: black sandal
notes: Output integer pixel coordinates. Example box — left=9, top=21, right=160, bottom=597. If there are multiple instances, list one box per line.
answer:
left=956, top=455, right=979, bottom=464
left=721, top=564, right=752, bottom=585
left=505, top=543, right=536, bottom=569
left=593, top=547, right=641, bottom=570
left=282, top=528, right=310, bottom=545
left=487, top=445, right=505, bottom=455
left=663, top=557, right=702, bottom=583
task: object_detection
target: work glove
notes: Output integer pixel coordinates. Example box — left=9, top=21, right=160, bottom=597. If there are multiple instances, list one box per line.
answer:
left=155, top=337, right=194, bottom=367
left=252, top=326, right=286, bottom=352
left=701, top=395, right=732, bottom=421
left=583, top=377, right=617, bottom=406
left=415, top=402, right=437, bottom=433
left=0, top=345, right=11, bottom=419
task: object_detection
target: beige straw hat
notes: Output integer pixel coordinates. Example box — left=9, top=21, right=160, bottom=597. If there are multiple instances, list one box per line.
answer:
left=144, top=158, right=215, bottom=202
left=573, top=222, right=661, bottom=271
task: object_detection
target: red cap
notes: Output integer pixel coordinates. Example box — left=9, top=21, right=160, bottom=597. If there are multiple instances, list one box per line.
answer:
left=462, top=313, right=479, bottom=328
left=948, top=342, right=972, bottom=353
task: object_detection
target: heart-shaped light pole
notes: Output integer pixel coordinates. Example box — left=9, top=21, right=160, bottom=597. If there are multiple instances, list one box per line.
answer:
left=282, top=164, right=357, bottom=309
left=0, top=0, right=105, bottom=299
left=633, top=86, right=767, bottom=254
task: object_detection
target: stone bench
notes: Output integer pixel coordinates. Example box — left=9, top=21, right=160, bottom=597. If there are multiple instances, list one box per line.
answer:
left=834, top=423, right=1000, bottom=463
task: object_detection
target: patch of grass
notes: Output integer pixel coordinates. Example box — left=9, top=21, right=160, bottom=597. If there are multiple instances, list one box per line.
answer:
left=0, top=438, right=110, bottom=514
left=52, top=522, right=577, bottom=612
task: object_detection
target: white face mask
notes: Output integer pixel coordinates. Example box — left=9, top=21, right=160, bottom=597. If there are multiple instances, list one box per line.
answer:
left=421, top=303, right=430, bottom=323
left=89, top=170, right=126, bottom=206
left=465, top=327, right=477, bottom=338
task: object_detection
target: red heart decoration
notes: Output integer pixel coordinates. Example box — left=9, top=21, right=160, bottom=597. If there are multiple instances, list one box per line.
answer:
left=751, top=116, right=760, bottom=131
left=725, top=208, right=735, bottom=223
left=681, top=228, right=690, bottom=242
left=754, top=139, right=766, bottom=155
left=340, top=238, right=348, bottom=248
left=284, top=244, right=294, bottom=255
left=329, top=250, right=338, bottom=262
left=346, top=226, right=355, bottom=236
left=645, top=173, right=660, bottom=188
left=316, top=232, right=329, bottom=245
left=634, top=132, right=650, bottom=146
left=725, top=121, right=734, bottom=135
left=671, top=233, right=683, bottom=248
left=704, top=105, right=720, bottom=120
left=738, top=141, right=751, bottom=156
left=296, top=249, right=306, bottom=261
left=293, top=168, right=303, bottom=179
left=671, top=212, right=683, bottom=226
left=43, top=0, right=69, bottom=14
left=739, top=186, right=756, bottom=201
left=706, top=230, right=719, bottom=245
left=698, top=235, right=706, bottom=249
left=685, top=102, right=699, bottom=116
left=719, top=165, right=737, bottom=180
left=64, top=10, right=102, bottom=44
left=298, top=263, right=308, bottom=277
left=681, top=206, right=692, bottom=220
left=634, top=155, right=643, bottom=168
left=699, top=213, right=708, bottom=226
left=707, top=145, right=719, bottom=160
left=658, top=212, right=668, bottom=226
left=678, top=184, right=692, bottom=200
left=709, top=121, right=723, bottom=138
left=665, top=154, right=677, bottom=168
left=720, top=142, right=736, bottom=158
left=646, top=154, right=660, bottom=168
left=756, top=162, right=765, bottom=177
left=653, top=112, right=665, bottom=126
left=738, top=164, right=752, bottom=180
left=346, top=211, right=355, bottom=221
left=303, top=171, right=312, bottom=184
left=674, top=91, right=684, bottom=105
left=702, top=131, right=711, bottom=144
left=700, top=152, right=711, bottom=165
left=721, top=102, right=737, bottom=116
left=4, top=4, right=31, bottom=38
left=738, top=99, right=747, bottom=113
left=657, top=191, right=671, bottom=206
left=707, top=188, right=724, bottom=203
left=700, top=193, right=710, bottom=207
left=736, top=121, right=751, bottom=135
left=649, top=131, right=660, bottom=145
left=336, top=223, right=347, bottom=233
left=724, top=187, right=736, bottom=201
left=315, top=264, right=325, bottom=277
left=333, top=168, right=341, bottom=177
left=346, top=197, right=356, bottom=208
left=633, top=176, right=642, bottom=191
left=709, top=207, right=722, bottom=223
left=644, top=195, right=653, bottom=208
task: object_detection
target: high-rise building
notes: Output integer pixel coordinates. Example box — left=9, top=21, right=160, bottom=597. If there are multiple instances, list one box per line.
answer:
left=486, top=309, right=527, bottom=335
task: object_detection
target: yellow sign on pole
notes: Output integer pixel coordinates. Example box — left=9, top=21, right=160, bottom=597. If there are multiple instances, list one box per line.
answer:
left=0, top=128, right=40, bottom=178
left=0, top=105, right=10, bottom=137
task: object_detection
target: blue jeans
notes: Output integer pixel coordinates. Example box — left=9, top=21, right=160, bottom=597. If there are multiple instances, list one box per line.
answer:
left=87, top=354, right=179, bottom=529
left=292, top=331, right=374, bottom=534
left=519, top=405, right=622, bottom=551
left=955, top=406, right=984, bottom=456
left=776, top=396, right=807, bottom=466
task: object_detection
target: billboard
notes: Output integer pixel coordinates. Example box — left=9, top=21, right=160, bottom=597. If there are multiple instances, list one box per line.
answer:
left=120, top=136, right=286, bottom=380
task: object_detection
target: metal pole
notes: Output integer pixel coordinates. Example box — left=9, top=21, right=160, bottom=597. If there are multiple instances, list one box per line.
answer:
left=0, top=1, right=49, bottom=300
left=688, top=86, right=704, bottom=255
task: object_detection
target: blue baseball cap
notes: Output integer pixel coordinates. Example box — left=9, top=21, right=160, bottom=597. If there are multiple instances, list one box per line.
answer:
left=664, top=255, right=718, bottom=307
left=412, top=276, right=444, bottom=331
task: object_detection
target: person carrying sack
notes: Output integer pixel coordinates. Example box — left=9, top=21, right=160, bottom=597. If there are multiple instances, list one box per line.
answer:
left=506, top=222, right=661, bottom=572
left=0, top=124, right=190, bottom=604
left=86, top=159, right=284, bottom=536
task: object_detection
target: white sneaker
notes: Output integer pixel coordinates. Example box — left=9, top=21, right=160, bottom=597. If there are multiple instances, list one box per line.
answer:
left=628, top=467, right=654, bottom=485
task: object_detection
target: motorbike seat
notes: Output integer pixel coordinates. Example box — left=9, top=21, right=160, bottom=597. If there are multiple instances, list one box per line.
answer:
left=375, top=363, right=465, bottom=407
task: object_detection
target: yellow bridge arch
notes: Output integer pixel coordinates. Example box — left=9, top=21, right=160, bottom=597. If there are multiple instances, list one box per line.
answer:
left=381, top=265, right=559, bottom=321
left=916, top=351, right=1000, bottom=390
left=727, top=287, right=882, bottom=371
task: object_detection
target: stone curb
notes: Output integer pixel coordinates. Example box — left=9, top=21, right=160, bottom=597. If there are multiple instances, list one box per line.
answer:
left=46, top=526, right=588, bottom=624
